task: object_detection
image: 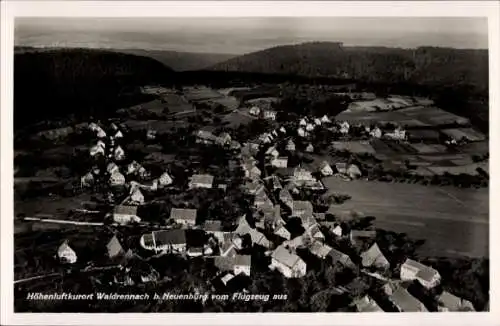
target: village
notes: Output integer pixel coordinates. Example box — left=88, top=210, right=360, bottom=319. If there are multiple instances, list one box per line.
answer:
left=14, top=85, right=489, bottom=313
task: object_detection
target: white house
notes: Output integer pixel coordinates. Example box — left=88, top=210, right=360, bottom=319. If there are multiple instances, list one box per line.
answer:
left=158, top=171, right=173, bottom=186
left=147, top=129, right=157, bottom=140
left=96, top=127, right=107, bottom=138
left=129, top=187, right=145, bottom=205
left=293, top=168, right=315, bottom=182
left=305, top=144, right=314, bottom=153
left=370, top=127, right=382, bottom=139
left=347, top=164, right=362, bottom=179
left=305, top=123, right=315, bottom=132
left=234, top=255, right=252, bottom=276
left=274, top=225, right=291, bottom=240
left=437, top=291, right=475, bottom=312
left=140, top=229, right=186, bottom=253
left=271, top=157, right=288, bottom=168
left=314, top=118, right=322, bottom=126
left=299, top=118, right=307, bottom=126
left=320, top=115, right=331, bottom=124
left=88, top=122, right=100, bottom=132
left=113, top=205, right=141, bottom=225
left=339, top=121, right=350, bottom=134
left=297, top=127, right=306, bottom=138
left=89, top=144, right=105, bottom=157
left=263, top=110, right=277, bottom=120
left=80, top=172, right=94, bottom=188
left=279, top=126, right=287, bottom=134
left=269, top=245, right=307, bottom=278
left=286, top=140, right=296, bottom=151
left=127, top=161, right=142, bottom=175
left=400, top=258, right=441, bottom=289
left=360, top=243, right=390, bottom=270
left=57, top=241, right=77, bottom=264
left=189, top=174, right=214, bottom=189
left=109, top=171, right=126, bottom=186
left=107, top=162, right=119, bottom=174
left=114, top=146, right=125, bottom=161
left=319, top=161, right=334, bottom=176
left=265, top=146, right=280, bottom=158
left=114, top=130, right=124, bottom=139
left=249, top=106, right=261, bottom=116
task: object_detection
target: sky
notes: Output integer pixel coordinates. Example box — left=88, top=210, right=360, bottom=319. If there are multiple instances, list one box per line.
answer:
left=15, top=17, right=489, bottom=54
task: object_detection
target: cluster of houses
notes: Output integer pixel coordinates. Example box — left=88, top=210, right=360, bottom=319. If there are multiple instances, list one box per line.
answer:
left=55, top=108, right=475, bottom=312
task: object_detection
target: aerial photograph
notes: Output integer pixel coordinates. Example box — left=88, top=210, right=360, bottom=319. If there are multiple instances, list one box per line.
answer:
left=13, top=16, right=489, bottom=313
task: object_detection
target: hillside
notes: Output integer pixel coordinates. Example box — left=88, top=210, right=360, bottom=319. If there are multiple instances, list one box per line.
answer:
left=107, top=49, right=235, bottom=71
left=15, top=48, right=174, bottom=128
left=211, top=42, right=488, bottom=95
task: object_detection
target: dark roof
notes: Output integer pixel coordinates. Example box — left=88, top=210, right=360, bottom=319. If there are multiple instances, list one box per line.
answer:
left=214, top=256, right=235, bottom=271
left=327, top=248, right=353, bottom=266
left=153, top=229, right=186, bottom=246
left=106, top=235, right=124, bottom=257
left=142, top=233, right=154, bottom=247
left=234, top=255, right=251, bottom=266
left=390, top=287, right=427, bottom=312
left=170, top=208, right=197, bottom=222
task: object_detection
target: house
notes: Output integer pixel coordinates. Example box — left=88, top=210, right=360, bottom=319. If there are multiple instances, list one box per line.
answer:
left=370, top=127, right=382, bottom=138
left=299, top=118, right=307, bottom=126
left=127, top=161, right=142, bottom=175
left=293, top=168, right=315, bottom=182
left=114, top=130, right=124, bottom=139
left=220, top=232, right=242, bottom=257
left=114, top=146, right=125, bottom=161
left=347, top=164, right=362, bottom=179
left=339, top=121, right=350, bottom=134
left=305, top=123, right=315, bottom=132
left=360, top=243, right=390, bottom=270
left=305, top=144, right=314, bottom=153
left=320, top=115, right=331, bottom=124
left=220, top=273, right=235, bottom=286
left=319, top=161, right=334, bottom=176
left=327, top=248, right=355, bottom=268
left=400, top=258, right=441, bottom=289
left=80, top=172, right=94, bottom=188
left=107, top=162, right=120, bottom=174
left=158, top=171, right=173, bottom=186
left=243, top=181, right=265, bottom=195
left=189, top=174, right=214, bottom=189
left=270, top=245, right=307, bottom=278
left=170, top=208, right=197, bottom=226
left=309, top=242, right=332, bottom=259
left=279, top=188, right=294, bottom=208
left=292, top=201, right=313, bottom=219
left=216, top=132, right=232, bottom=146
left=113, top=205, right=141, bottom=225
left=88, top=122, right=100, bottom=132
left=437, top=291, right=475, bottom=312
left=259, top=132, right=273, bottom=144
left=263, top=110, right=277, bottom=120
left=297, top=127, right=307, bottom=137
left=283, top=235, right=306, bottom=251
left=203, top=220, right=224, bottom=243
left=140, top=229, right=187, bottom=253
left=354, top=295, right=384, bottom=312
left=129, top=187, right=145, bottom=205
left=314, top=118, right=322, bottom=126
left=385, top=127, right=406, bottom=140
left=57, top=241, right=77, bottom=264
left=271, top=156, right=288, bottom=168
left=305, top=223, right=325, bottom=242
left=267, top=175, right=282, bottom=190
left=274, top=225, right=291, bottom=240
left=249, top=106, right=261, bottom=116
left=187, top=247, right=205, bottom=257
left=146, top=129, right=157, bottom=140
left=96, top=127, right=107, bottom=138
left=248, top=228, right=271, bottom=248
left=265, top=146, right=280, bottom=158
left=242, top=163, right=261, bottom=179
left=331, top=224, right=343, bottom=237
left=389, top=286, right=428, bottom=312
left=254, top=189, right=273, bottom=210
left=195, top=130, right=217, bottom=144
left=89, top=143, right=105, bottom=157
left=350, top=230, right=377, bottom=246
left=285, top=139, right=296, bottom=152
left=234, top=255, right=252, bottom=276
left=107, top=235, right=124, bottom=258
left=109, top=171, right=126, bottom=186
left=279, top=126, right=287, bottom=134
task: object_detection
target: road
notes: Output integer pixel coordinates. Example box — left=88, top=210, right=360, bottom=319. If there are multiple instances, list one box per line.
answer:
left=323, top=178, right=489, bottom=258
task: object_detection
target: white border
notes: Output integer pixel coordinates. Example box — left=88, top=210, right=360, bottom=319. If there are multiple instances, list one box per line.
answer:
left=1, top=1, right=499, bottom=325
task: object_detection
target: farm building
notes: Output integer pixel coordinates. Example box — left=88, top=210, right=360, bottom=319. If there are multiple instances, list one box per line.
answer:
left=305, top=144, right=314, bottom=153
left=286, top=139, right=296, bottom=151
left=270, top=245, right=307, bottom=278
left=327, top=248, right=355, bottom=268
left=109, top=171, right=126, bottom=186
left=292, top=201, right=313, bottom=219
left=354, top=295, right=384, bottom=312
left=360, top=243, right=390, bottom=270
left=140, top=229, right=187, bottom=253
left=437, top=291, right=475, bottom=312
left=170, top=208, right=197, bottom=226
left=107, top=235, right=124, bottom=258
left=319, top=161, right=334, bottom=176
left=129, top=188, right=145, bottom=205
left=309, top=242, right=333, bottom=259
left=271, top=157, right=288, bottom=168
left=400, top=258, right=441, bottom=289
left=158, top=171, right=173, bottom=186
left=389, top=286, right=428, bottom=312
left=189, top=174, right=214, bottom=189
left=113, top=205, right=141, bottom=225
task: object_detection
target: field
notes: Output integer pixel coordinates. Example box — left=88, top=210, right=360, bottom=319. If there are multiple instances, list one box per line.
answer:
left=332, top=141, right=376, bottom=154
left=14, top=193, right=94, bottom=219
left=441, top=128, right=486, bottom=142
left=183, top=86, right=224, bottom=102
left=222, top=110, right=257, bottom=127
left=335, top=105, right=470, bottom=127
left=124, top=119, right=187, bottom=132
left=322, top=178, right=488, bottom=258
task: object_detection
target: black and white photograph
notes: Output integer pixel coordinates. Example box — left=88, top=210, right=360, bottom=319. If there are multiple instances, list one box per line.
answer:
left=1, top=1, right=499, bottom=324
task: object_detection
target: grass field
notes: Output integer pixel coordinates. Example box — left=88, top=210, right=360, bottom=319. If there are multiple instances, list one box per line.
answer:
left=14, top=193, right=94, bottom=218
left=322, top=178, right=488, bottom=258
left=332, top=141, right=376, bottom=154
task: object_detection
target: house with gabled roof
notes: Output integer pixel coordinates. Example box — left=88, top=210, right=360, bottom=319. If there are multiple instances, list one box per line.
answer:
left=297, top=127, right=307, bottom=137
left=299, top=118, right=307, bottom=126
left=271, top=156, right=288, bottom=168
left=170, top=208, right=197, bottom=227
left=306, top=123, right=315, bottom=132
left=274, top=225, right=292, bottom=240
left=319, top=161, right=334, bottom=176
left=305, top=223, right=325, bottom=242
left=320, top=115, right=331, bottom=124
left=437, top=291, right=475, bottom=312
left=214, top=255, right=251, bottom=277
left=114, top=145, right=125, bottom=161
left=400, top=258, right=441, bottom=289
left=57, top=241, right=77, bottom=264
left=361, top=243, right=390, bottom=270
left=354, top=295, right=384, bottom=312
left=305, top=143, right=314, bottom=153
left=327, top=247, right=355, bottom=268
left=279, top=188, right=294, bottom=208
left=292, top=201, right=313, bottom=219
left=389, top=286, right=428, bottom=312
left=107, top=235, right=124, bottom=258
left=203, top=220, right=224, bottom=243
left=107, top=162, right=119, bottom=174
left=90, top=143, right=105, bottom=157
left=265, top=146, right=279, bottom=158
left=189, top=174, right=214, bottom=189
left=309, top=241, right=332, bottom=259
left=140, top=229, right=187, bottom=253
left=249, top=106, right=260, bottom=116
left=195, top=130, right=217, bottom=144
left=270, top=245, right=307, bottom=278
left=286, top=139, right=296, bottom=151
left=158, top=171, right=173, bottom=186
left=293, top=167, right=315, bottom=182
left=263, top=110, right=277, bottom=120
left=129, top=187, right=145, bottom=205
left=109, top=170, right=126, bottom=186
left=113, top=205, right=141, bottom=225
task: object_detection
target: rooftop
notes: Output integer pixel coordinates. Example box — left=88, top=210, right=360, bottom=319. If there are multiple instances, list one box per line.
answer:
left=153, top=229, right=186, bottom=246
left=190, top=174, right=214, bottom=185
left=271, top=246, right=302, bottom=269
left=203, top=220, right=223, bottom=232
left=390, top=286, right=427, bottom=312
left=114, top=205, right=138, bottom=216
left=170, top=208, right=197, bottom=222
